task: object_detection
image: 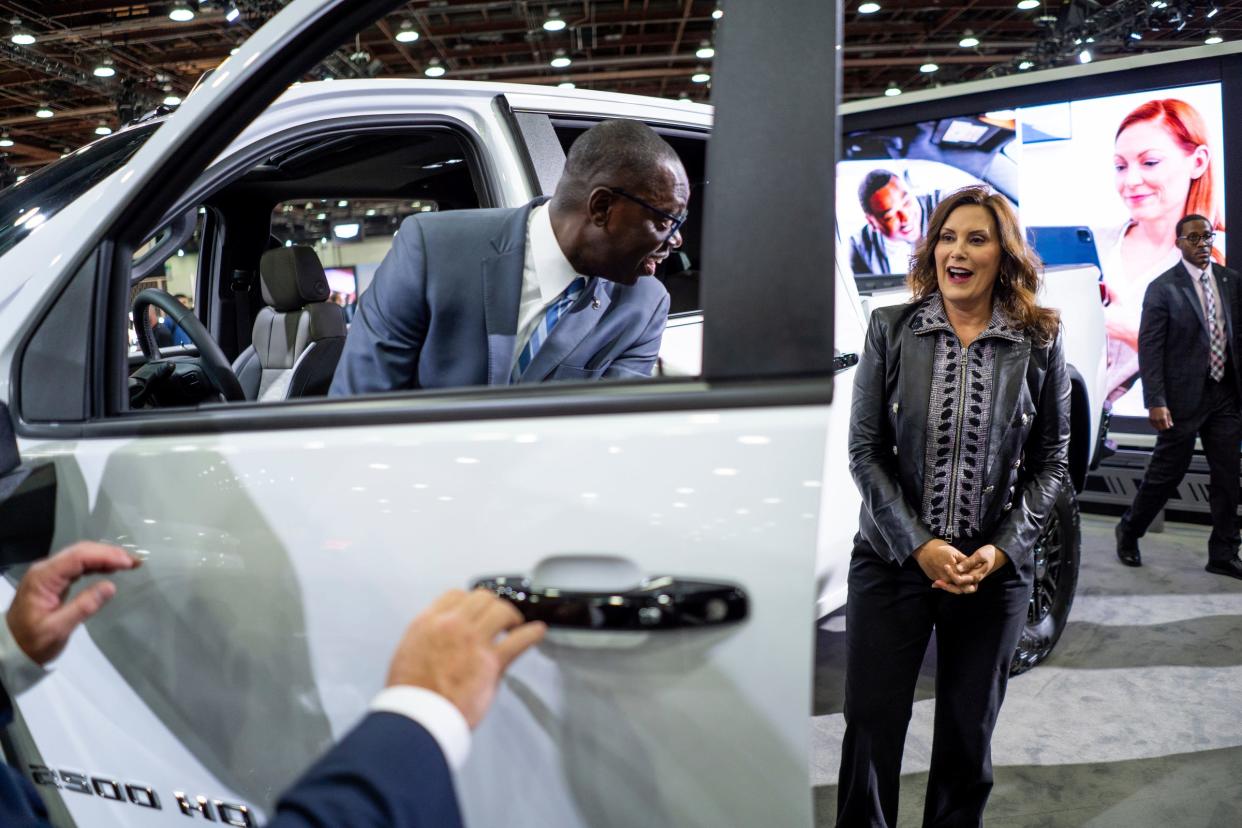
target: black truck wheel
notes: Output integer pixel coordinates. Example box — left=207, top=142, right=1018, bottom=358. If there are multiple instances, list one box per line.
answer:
left=1010, top=484, right=1080, bottom=676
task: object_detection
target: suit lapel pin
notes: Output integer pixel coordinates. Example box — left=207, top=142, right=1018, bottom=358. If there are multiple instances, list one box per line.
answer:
left=592, top=298, right=601, bottom=310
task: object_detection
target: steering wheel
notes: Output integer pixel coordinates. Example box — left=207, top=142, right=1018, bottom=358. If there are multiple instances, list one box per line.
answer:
left=132, top=288, right=246, bottom=403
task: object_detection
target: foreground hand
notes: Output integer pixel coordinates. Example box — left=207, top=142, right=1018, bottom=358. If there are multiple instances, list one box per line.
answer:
left=7, top=542, right=141, bottom=665
left=386, top=589, right=546, bottom=729
left=912, top=539, right=978, bottom=594
left=1148, top=406, right=1173, bottom=431
left=956, top=544, right=1009, bottom=586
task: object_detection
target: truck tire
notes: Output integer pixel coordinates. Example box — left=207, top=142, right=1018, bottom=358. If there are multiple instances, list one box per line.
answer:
left=1009, top=484, right=1080, bottom=676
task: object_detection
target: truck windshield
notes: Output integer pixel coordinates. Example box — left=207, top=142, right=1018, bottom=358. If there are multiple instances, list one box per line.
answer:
left=0, top=123, right=158, bottom=260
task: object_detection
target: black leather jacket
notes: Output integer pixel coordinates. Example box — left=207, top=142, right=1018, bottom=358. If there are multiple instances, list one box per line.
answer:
left=848, top=299, right=1071, bottom=568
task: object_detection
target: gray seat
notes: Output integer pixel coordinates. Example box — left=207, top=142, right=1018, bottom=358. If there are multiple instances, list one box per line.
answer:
left=231, top=247, right=347, bottom=401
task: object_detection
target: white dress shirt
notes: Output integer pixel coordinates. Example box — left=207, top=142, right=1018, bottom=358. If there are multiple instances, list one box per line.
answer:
left=0, top=610, right=473, bottom=772
left=0, top=615, right=47, bottom=696
left=509, top=203, right=587, bottom=376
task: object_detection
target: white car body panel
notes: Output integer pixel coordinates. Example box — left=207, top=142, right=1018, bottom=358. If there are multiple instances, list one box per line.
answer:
left=10, top=409, right=825, bottom=826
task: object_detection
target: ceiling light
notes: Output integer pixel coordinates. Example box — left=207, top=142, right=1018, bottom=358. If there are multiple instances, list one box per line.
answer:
left=1016, top=0, right=1039, bottom=9
left=93, top=58, right=116, bottom=78
left=712, top=8, right=724, bottom=19
left=550, top=50, right=572, bottom=68
left=35, top=106, right=53, bottom=119
left=1150, top=0, right=1167, bottom=8
left=1018, top=60, right=1034, bottom=69
left=1205, top=30, right=1223, bottom=44
left=225, top=6, right=240, bottom=23
left=691, top=71, right=711, bottom=83
left=696, top=41, right=715, bottom=59
left=9, top=19, right=34, bottom=45
left=1207, top=6, right=1219, bottom=18
left=169, top=1, right=195, bottom=22
left=959, top=30, right=980, bottom=48
left=858, top=2, right=880, bottom=13
left=163, top=95, right=182, bottom=106
left=543, top=9, right=567, bottom=31
left=884, top=83, right=901, bottom=97
left=1129, top=31, right=1143, bottom=39
left=94, top=122, right=112, bottom=135
left=0, top=134, right=13, bottom=148
left=425, top=58, right=446, bottom=77
left=1078, top=48, right=1093, bottom=63
left=395, top=20, right=419, bottom=43
left=920, top=62, right=939, bottom=73
left=558, top=81, right=575, bottom=89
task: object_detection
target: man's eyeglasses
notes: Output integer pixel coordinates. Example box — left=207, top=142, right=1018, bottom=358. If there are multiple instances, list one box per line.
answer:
left=1178, top=232, right=1216, bottom=245
left=608, top=187, right=688, bottom=244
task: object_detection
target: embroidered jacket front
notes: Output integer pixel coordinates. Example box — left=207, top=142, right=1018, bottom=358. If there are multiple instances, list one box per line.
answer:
left=911, top=294, right=1025, bottom=540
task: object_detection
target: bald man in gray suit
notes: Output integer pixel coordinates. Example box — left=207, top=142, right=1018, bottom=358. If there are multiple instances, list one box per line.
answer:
left=330, top=120, right=690, bottom=396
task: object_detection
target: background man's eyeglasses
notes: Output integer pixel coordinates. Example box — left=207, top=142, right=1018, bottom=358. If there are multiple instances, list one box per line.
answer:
left=1178, top=232, right=1216, bottom=245
left=608, top=187, right=687, bottom=244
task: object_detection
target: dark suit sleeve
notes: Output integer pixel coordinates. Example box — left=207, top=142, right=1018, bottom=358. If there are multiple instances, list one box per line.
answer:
left=329, top=217, right=432, bottom=396
left=268, top=712, right=463, bottom=828
left=0, top=687, right=51, bottom=826
left=992, top=332, right=1072, bottom=567
left=1138, top=279, right=1170, bottom=410
left=602, top=290, right=670, bottom=379
left=848, top=310, right=934, bottom=564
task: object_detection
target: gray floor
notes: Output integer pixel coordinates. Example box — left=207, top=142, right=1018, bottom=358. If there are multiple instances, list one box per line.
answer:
left=811, top=514, right=1242, bottom=827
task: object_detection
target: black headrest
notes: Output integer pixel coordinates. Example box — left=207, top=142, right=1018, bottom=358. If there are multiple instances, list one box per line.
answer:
left=259, top=247, right=331, bottom=311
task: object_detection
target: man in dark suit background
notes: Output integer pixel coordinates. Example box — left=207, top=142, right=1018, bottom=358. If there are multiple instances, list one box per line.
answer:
left=330, top=119, right=688, bottom=396
left=1116, top=214, right=1242, bottom=579
left=0, top=542, right=545, bottom=826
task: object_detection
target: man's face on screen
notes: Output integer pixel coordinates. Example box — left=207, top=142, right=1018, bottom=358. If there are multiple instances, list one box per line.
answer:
left=865, top=178, right=922, bottom=243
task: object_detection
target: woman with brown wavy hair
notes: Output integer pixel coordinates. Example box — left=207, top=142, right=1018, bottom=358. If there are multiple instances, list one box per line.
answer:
left=838, top=186, right=1069, bottom=827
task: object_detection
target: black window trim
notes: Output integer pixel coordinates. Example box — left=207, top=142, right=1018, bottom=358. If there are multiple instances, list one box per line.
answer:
left=21, top=377, right=832, bottom=441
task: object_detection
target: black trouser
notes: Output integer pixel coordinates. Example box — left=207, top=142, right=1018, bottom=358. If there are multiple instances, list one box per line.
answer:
left=1119, top=376, right=1241, bottom=564
left=836, top=541, right=1033, bottom=828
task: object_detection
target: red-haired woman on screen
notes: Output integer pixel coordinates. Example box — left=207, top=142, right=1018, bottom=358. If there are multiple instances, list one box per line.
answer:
left=1100, top=98, right=1224, bottom=404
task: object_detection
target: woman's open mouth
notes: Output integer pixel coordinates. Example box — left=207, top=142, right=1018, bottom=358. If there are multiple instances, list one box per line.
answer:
left=946, top=266, right=973, bottom=285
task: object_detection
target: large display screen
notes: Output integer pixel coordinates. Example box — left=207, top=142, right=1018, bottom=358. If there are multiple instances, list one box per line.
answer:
left=838, top=81, right=1226, bottom=421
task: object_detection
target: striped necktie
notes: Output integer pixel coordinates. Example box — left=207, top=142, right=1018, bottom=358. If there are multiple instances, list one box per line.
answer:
left=513, top=277, right=587, bottom=381
left=1201, top=269, right=1226, bottom=382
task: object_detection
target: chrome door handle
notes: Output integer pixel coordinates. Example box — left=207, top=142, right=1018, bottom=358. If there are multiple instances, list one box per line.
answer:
left=472, top=575, right=748, bottom=630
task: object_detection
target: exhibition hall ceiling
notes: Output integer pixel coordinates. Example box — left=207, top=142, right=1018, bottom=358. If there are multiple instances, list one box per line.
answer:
left=0, top=0, right=1236, bottom=168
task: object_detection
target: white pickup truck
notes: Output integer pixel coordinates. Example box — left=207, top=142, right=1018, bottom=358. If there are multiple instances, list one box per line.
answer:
left=0, top=2, right=1106, bottom=825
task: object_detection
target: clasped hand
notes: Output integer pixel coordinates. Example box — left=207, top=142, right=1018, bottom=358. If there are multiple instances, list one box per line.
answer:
left=912, top=539, right=1008, bottom=595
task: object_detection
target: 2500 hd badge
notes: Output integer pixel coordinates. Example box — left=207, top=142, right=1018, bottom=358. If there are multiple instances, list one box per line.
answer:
left=30, top=764, right=254, bottom=825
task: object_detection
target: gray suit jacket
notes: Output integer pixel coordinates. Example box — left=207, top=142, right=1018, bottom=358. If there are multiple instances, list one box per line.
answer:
left=329, top=199, right=670, bottom=396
